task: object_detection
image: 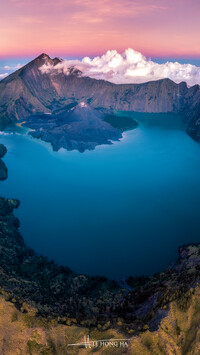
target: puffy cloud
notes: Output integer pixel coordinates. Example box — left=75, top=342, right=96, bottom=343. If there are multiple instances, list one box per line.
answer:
left=41, top=48, right=200, bottom=87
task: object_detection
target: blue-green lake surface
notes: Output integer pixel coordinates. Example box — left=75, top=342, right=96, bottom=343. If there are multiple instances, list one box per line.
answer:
left=1, top=113, right=200, bottom=279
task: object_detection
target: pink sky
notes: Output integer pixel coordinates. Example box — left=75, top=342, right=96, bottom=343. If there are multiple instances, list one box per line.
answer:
left=0, top=0, right=200, bottom=58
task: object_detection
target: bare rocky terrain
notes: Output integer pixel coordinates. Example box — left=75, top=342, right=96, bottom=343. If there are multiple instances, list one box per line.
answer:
left=0, top=53, right=200, bottom=150
left=0, top=144, right=7, bottom=180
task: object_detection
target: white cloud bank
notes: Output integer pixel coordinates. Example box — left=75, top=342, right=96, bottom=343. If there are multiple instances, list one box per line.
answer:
left=41, top=48, right=200, bottom=87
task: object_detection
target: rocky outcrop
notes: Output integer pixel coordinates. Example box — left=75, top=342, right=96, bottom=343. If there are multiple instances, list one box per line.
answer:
left=0, top=53, right=197, bottom=124
left=23, top=103, right=122, bottom=152
left=1, top=53, right=200, bottom=145
left=0, top=144, right=8, bottom=180
left=186, top=100, right=200, bottom=141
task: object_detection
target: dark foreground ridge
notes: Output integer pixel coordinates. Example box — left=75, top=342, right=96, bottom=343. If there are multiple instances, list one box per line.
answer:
left=0, top=149, right=200, bottom=334
left=1, top=194, right=200, bottom=333
left=0, top=53, right=200, bottom=150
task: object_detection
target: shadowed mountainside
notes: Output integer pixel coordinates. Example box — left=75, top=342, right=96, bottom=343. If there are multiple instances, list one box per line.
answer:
left=0, top=144, right=7, bottom=180
left=23, top=102, right=123, bottom=152
left=0, top=54, right=189, bottom=121
left=0, top=53, right=200, bottom=146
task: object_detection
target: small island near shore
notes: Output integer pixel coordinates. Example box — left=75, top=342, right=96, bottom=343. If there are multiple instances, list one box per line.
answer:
left=21, top=103, right=138, bottom=152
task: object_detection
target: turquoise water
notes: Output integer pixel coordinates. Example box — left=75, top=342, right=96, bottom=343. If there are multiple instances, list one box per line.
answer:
left=1, top=114, right=200, bottom=279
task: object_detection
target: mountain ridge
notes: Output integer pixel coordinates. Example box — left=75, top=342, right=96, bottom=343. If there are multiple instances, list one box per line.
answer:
left=1, top=53, right=200, bottom=143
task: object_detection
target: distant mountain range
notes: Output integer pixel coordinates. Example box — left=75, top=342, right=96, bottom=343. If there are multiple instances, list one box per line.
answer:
left=0, top=53, right=200, bottom=148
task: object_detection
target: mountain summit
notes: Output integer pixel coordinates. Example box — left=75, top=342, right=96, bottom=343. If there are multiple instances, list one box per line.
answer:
left=0, top=54, right=200, bottom=143
left=23, top=101, right=122, bottom=152
left=29, top=53, right=62, bottom=67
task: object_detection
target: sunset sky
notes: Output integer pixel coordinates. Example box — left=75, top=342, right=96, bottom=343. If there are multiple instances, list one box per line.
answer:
left=0, top=0, right=200, bottom=59
left=1, top=0, right=200, bottom=84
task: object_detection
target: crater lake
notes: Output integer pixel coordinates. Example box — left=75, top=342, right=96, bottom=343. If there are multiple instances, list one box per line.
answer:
left=1, top=113, right=200, bottom=279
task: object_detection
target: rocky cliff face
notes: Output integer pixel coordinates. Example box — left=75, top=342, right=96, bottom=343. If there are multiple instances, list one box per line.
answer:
left=0, top=144, right=8, bottom=180
left=186, top=100, right=200, bottom=141
left=1, top=53, right=200, bottom=144
left=24, top=102, right=122, bottom=152
left=0, top=53, right=199, bottom=123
